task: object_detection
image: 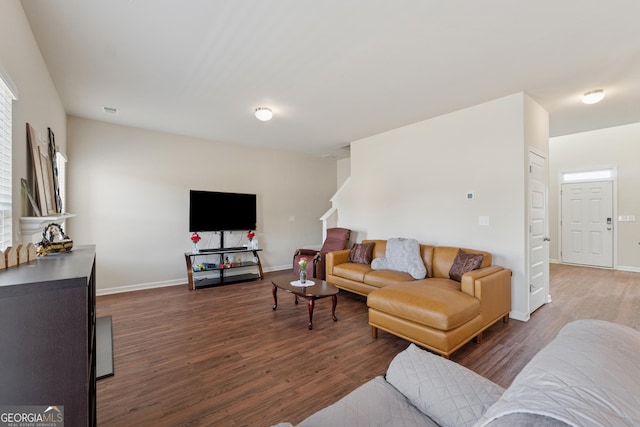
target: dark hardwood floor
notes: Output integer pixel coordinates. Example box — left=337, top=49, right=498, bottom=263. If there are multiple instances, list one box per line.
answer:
left=96, top=264, right=640, bottom=426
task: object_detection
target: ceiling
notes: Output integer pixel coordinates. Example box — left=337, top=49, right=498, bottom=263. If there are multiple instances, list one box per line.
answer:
left=20, top=0, right=640, bottom=158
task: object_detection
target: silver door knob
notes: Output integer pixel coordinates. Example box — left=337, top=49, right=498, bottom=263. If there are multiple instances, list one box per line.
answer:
left=543, top=237, right=551, bottom=242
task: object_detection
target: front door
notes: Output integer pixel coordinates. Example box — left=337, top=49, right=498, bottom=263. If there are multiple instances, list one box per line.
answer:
left=561, top=181, right=614, bottom=268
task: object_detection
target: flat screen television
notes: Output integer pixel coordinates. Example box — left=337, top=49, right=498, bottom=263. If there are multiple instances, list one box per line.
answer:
left=189, top=190, right=257, bottom=232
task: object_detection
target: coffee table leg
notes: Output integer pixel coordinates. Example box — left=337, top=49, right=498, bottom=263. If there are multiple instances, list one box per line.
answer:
left=307, top=297, right=315, bottom=330
left=331, top=294, right=338, bottom=322
left=272, top=284, right=278, bottom=310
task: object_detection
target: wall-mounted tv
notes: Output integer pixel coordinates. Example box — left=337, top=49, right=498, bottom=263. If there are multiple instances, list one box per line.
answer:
left=189, top=190, right=257, bottom=232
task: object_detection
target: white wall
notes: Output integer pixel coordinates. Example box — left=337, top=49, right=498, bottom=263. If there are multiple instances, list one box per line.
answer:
left=67, top=117, right=337, bottom=292
left=549, top=122, right=640, bottom=271
left=333, top=93, right=548, bottom=320
left=337, top=157, right=350, bottom=188
left=0, top=1, right=66, bottom=243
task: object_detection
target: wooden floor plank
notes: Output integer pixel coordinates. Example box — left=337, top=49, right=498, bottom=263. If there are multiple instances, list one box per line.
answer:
left=96, top=264, right=640, bottom=426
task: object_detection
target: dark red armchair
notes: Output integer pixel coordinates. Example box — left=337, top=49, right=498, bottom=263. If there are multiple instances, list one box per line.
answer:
left=293, top=227, right=351, bottom=280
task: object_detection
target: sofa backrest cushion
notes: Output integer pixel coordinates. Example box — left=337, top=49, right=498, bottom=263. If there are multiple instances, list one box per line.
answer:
left=387, top=343, right=504, bottom=427
left=363, top=239, right=388, bottom=260
left=363, top=240, right=493, bottom=280
left=420, top=245, right=435, bottom=278
left=476, top=319, right=640, bottom=427
left=432, top=247, right=492, bottom=279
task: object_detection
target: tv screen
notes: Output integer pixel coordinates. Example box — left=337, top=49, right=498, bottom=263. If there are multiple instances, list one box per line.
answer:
left=189, top=190, right=257, bottom=232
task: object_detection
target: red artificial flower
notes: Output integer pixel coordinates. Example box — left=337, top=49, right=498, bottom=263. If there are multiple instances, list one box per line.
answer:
left=190, top=232, right=201, bottom=243
left=247, top=230, right=255, bottom=240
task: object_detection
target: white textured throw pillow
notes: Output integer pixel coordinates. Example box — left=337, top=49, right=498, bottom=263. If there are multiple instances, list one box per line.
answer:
left=386, top=344, right=505, bottom=427
left=371, top=237, right=426, bottom=279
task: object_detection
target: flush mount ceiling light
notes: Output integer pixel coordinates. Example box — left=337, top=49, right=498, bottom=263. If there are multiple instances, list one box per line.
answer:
left=255, top=107, right=273, bottom=121
left=582, top=89, right=605, bottom=104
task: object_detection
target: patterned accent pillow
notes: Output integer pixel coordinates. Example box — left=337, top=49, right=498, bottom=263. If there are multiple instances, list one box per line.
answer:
left=348, top=242, right=375, bottom=264
left=449, top=250, right=483, bottom=282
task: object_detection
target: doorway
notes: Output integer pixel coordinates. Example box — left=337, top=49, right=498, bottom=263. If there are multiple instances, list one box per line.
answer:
left=560, top=180, right=614, bottom=268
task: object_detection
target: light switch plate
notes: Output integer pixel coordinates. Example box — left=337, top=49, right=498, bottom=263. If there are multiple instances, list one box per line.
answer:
left=479, top=216, right=490, bottom=226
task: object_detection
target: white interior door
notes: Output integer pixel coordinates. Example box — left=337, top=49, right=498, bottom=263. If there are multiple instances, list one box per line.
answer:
left=561, top=181, right=613, bottom=267
left=529, top=151, right=549, bottom=313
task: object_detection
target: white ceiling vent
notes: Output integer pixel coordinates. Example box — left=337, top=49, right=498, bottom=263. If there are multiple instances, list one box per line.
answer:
left=102, top=106, right=119, bottom=115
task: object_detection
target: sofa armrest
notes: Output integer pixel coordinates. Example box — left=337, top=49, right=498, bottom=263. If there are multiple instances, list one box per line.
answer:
left=325, top=249, right=351, bottom=275
left=461, top=267, right=512, bottom=323
left=460, top=266, right=504, bottom=297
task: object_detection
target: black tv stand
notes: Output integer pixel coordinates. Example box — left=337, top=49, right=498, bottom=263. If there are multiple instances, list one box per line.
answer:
left=202, top=246, right=245, bottom=252
left=184, top=232, right=263, bottom=290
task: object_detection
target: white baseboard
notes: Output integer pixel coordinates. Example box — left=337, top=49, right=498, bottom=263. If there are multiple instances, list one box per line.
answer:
left=552, top=260, right=640, bottom=273
left=509, top=310, right=530, bottom=322
left=616, top=265, right=640, bottom=273
left=97, top=279, right=185, bottom=296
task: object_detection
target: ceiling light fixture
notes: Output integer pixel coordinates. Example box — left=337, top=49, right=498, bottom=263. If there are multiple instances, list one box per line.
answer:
left=582, top=89, right=605, bottom=104
left=255, top=107, right=273, bottom=121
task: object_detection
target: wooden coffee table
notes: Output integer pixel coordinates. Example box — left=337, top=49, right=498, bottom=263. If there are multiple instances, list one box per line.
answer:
left=271, top=275, right=339, bottom=330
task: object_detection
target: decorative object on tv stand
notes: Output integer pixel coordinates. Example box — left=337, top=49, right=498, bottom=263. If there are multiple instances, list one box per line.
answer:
left=190, top=232, right=201, bottom=253
left=298, top=257, right=308, bottom=284
left=36, top=222, right=73, bottom=256
left=247, top=230, right=255, bottom=249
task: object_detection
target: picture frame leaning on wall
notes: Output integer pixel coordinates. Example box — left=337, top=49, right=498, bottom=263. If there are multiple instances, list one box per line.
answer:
left=26, top=123, right=47, bottom=215
left=48, top=127, right=62, bottom=213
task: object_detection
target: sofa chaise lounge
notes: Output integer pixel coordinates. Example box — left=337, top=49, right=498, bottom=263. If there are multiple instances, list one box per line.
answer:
left=326, top=239, right=512, bottom=357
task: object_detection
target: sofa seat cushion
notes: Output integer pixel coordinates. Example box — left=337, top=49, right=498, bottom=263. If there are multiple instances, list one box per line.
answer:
left=364, top=270, right=416, bottom=287
left=333, top=262, right=373, bottom=282
left=367, top=283, right=480, bottom=331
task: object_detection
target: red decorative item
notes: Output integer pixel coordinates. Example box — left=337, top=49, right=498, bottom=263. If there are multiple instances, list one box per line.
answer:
left=247, top=230, right=255, bottom=241
left=191, top=232, right=201, bottom=253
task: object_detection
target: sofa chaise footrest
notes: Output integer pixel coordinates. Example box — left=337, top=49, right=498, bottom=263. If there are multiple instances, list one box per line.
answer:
left=367, top=283, right=480, bottom=331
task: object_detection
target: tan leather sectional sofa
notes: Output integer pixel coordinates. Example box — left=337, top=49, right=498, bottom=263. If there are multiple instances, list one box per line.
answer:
left=325, top=239, right=512, bottom=357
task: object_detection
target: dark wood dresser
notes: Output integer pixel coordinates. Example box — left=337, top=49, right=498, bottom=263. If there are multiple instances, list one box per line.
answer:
left=0, top=245, right=96, bottom=426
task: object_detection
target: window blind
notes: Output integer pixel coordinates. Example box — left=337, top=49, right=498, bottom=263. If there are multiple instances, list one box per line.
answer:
left=0, top=73, right=17, bottom=250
